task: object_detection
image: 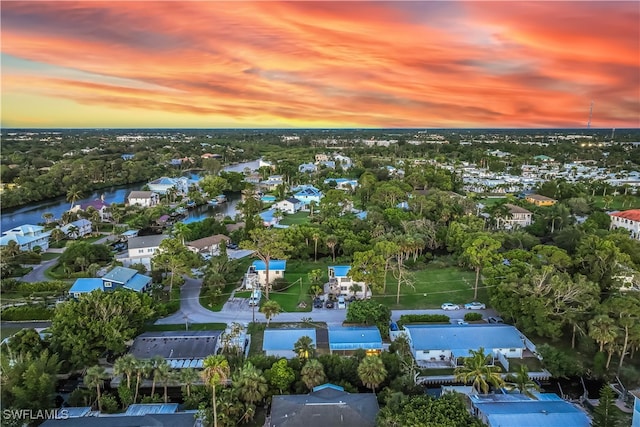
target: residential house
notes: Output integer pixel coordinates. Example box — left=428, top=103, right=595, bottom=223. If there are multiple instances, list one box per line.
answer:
left=293, top=186, right=323, bottom=206
left=610, top=209, right=640, bottom=240
left=525, top=194, right=557, bottom=206
left=147, top=176, right=190, bottom=195
left=121, top=153, right=135, bottom=160
left=260, top=175, right=284, bottom=192
left=273, top=198, right=302, bottom=214
left=326, top=265, right=370, bottom=299
left=403, top=324, right=529, bottom=366
left=533, top=154, right=555, bottom=162
left=324, top=178, right=359, bottom=191
left=127, top=191, right=160, bottom=207
left=128, top=331, right=220, bottom=369
left=120, top=234, right=168, bottom=269
left=269, top=383, right=378, bottom=427
left=244, top=173, right=262, bottom=185
left=71, top=198, right=111, bottom=221
left=259, top=209, right=280, bottom=227
left=469, top=393, right=590, bottom=427
left=315, top=154, right=330, bottom=162
left=496, top=204, right=533, bottom=229
left=60, top=219, right=92, bottom=239
left=328, top=326, right=382, bottom=355
left=333, top=154, right=353, bottom=170
left=0, top=224, right=51, bottom=251
left=185, top=234, right=230, bottom=256
left=262, top=329, right=316, bottom=359
left=41, top=404, right=200, bottom=427
left=298, top=162, right=317, bottom=173
left=68, top=266, right=152, bottom=298
left=243, top=260, right=286, bottom=289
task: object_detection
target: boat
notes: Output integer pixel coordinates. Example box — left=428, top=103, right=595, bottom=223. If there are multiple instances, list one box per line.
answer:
left=216, top=194, right=227, bottom=203
left=186, top=201, right=197, bottom=209
left=207, top=199, right=218, bottom=206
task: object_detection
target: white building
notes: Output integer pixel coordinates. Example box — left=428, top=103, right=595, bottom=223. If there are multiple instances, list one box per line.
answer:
left=496, top=204, right=533, bottom=229
left=60, top=218, right=92, bottom=239
left=119, top=234, right=168, bottom=269
left=273, top=198, right=302, bottom=214
left=610, top=209, right=640, bottom=240
left=127, top=191, right=160, bottom=207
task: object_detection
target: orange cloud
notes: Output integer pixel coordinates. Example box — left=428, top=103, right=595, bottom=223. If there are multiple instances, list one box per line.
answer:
left=1, top=1, right=638, bottom=128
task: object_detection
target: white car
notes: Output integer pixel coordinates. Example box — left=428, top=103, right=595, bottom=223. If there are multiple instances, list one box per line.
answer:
left=464, top=301, right=486, bottom=310
left=441, top=303, right=460, bottom=310
left=337, top=296, right=346, bottom=309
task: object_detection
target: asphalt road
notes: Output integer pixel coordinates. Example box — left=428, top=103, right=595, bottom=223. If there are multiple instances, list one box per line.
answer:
left=19, top=258, right=58, bottom=283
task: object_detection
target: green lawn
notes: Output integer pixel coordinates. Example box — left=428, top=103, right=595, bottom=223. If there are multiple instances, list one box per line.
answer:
left=268, top=259, right=331, bottom=312
left=373, top=266, right=484, bottom=309
left=591, top=195, right=640, bottom=210
left=1, top=326, right=22, bottom=340
left=278, top=211, right=311, bottom=226
left=478, top=197, right=508, bottom=207
left=143, top=322, right=227, bottom=332
left=40, top=253, right=61, bottom=261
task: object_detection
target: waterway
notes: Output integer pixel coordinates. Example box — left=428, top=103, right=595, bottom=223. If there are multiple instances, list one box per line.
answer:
left=0, top=160, right=259, bottom=231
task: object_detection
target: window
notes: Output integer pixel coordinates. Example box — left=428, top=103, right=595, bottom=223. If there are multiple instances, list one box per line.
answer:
left=138, top=249, right=144, bottom=254
left=104, top=282, right=112, bottom=288
left=148, top=248, right=154, bottom=253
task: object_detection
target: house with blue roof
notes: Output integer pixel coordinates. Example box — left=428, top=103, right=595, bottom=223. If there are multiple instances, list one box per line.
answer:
left=244, top=260, right=287, bottom=289
left=263, top=328, right=316, bottom=359
left=60, top=219, right=92, bottom=239
left=469, top=393, right=590, bottom=427
left=259, top=209, right=280, bottom=227
left=0, top=224, right=51, bottom=252
left=121, top=153, right=135, bottom=161
left=68, top=266, right=152, bottom=298
left=298, top=162, right=317, bottom=174
left=403, top=324, right=529, bottom=366
left=147, top=176, right=190, bottom=195
left=327, top=266, right=370, bottom=299
left=328, top=326, right=382, bottom=355
left=324, top=178, right=359, bottom=191
left=293, top=186, right=323, bottom=206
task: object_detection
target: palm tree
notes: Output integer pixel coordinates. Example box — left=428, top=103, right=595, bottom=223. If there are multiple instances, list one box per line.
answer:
left=260, top=300, right=281, bottom=326
left=66, top=225, right=79, bottom=240
left=301, top=359, right=326, bottom=390
left=201, top=355, right=230, bottom=427
left=42, top=212, right=54, bottom=224
left=233, top=362, right=268, bottom=405
left=133, top=359, right=152, bottom=403
left=50, top=228, right=65, bottom=244
left=113, top=354, right=137, bottom=389
left=149, top=355, right=166, bottom=397
left=454, top=347, right=504, bottom=394
left=156, top=363, right=173, bottom=403
left=357, top=355, right=387, bottom=394
left=180, top=368, right=200, bottom=398
left=66, top=186, right=83, bottom=211
left=2, top=240, right=21, bottom=259
left=505, top=365, right=540, bottom=398
left=84, top=365, right=108, bottom=412
left=589, top=315, right=618, bottom=353
left=349, top=283, right=362, bottom=299
left=294, top=335, right=315, bottom=361
left=312, top=232, right=320, bottom=261
left=326, top=235, right=338, bottom=262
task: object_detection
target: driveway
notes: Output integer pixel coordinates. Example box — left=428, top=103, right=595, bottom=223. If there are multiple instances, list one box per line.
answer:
left=19, top=258, right=58, bottom=283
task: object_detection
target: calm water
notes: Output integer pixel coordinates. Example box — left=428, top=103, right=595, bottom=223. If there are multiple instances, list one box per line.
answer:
left=0, top=160, right=258, bottom=232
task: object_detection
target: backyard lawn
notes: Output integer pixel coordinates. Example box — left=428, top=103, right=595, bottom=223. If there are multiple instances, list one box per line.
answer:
left=278, top=211, right=311, bottom=226
left=268, top=259, right=331, bottom=312
left=591, top=194, right=640, bottom=210
left=373, top=266, right=485, bottom=309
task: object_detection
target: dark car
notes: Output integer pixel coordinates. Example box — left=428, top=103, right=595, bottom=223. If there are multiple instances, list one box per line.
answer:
left=226, top=243, right=239, bottom=250
left=325, top=300, right=335, bottom=309
left=313, top=298, right=323, bottom=309
left=488, top=316, right=504, bottom=324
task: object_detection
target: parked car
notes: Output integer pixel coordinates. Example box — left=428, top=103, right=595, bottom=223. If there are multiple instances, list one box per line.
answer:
left=325, top=300, right=335, bottom=309
left=313, top=297, right=324, bottom=309
left=488, top=316, right=504, bottom=324
left=337, top=296, right=346, bottom=309
left=464, top=301, right=486, bottom=310
left=248, top=290, right=262, bottom=307
left=226, top=243, right=239, bottom=250
left=441, top=303, right=460, bottom=310
left=456, top=319, right=469, bottom=325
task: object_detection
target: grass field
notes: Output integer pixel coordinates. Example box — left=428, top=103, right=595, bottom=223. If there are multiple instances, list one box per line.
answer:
left=278, top=211, right=311, bottom=226
left=373, top=266, right=484, bottom=309
left=478, top=197, right=508, bottom=207
left=591, top=194, right=640, bottom=210
left=268, top=259, right=331, bottom=312
left=1, top=326, right=22, bottom=340
left=143, top=322, right=227, bottom=332
left=40, top=253, right=61, bottom=261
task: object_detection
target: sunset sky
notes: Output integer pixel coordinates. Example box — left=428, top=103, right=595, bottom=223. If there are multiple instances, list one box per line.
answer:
left=1, top=1, right=638, bottom=129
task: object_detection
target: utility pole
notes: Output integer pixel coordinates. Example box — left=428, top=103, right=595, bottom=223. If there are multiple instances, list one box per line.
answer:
left=587, top=101, right=593, bottom=129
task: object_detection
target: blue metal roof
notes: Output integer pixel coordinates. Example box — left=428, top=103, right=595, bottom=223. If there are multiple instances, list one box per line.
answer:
left=124, top=403, right=179, bottom=416
left=61, top=407, right=91, bottom=418
left=124, top=274, right=152, bottom=292
left=263, top=329, right=316, bottom=351
left=405, top=325, right=524, bottom=355
left=252, top=260, right=286, bottom=271
left=102, top=266, right=138, bottom=284
left=69, top=278, right=103, bottom=294
left=476, top=401, right=590, bottom=427
left=330, top=266, right=351, bottom=277
left=328, top=327, right=382, bottom=351
left=259, top=209, right=275, bottom=221
left=312, top=383, right=344, bottom=392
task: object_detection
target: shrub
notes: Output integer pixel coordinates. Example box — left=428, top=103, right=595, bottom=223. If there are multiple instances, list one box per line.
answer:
left=272, top=278, right=289, bottom=291
left=397, top=314, right=450, bottom=327
left=1, top=305, right=54, bottom=321
left=99, top=393, right=119, bottom=413
left=464, top=312, right=483, bottom=321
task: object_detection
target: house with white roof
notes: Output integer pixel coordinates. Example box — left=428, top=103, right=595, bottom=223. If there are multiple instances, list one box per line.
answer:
left=326, top=265, right=370, bottom=299
left=68, top=266, right=152, bottom=298
left=610, top=209, right=640, bottom=240
left=273, top=198, right=302, bottom=214
left=263, top=328, right=317, bottom=359
left=127, top=191, right=160, bottom=207
left=0, top=224, right=51, bottom=252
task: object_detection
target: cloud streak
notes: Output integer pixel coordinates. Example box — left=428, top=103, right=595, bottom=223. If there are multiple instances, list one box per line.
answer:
left=1, top=1, right=638, bottom=128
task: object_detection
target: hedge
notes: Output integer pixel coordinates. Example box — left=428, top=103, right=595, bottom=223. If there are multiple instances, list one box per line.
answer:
left=1, top=305, right=55, bottom=321
left=464, top=312, right=483, bottom=321
left=397, top=314, right=450, bottom=327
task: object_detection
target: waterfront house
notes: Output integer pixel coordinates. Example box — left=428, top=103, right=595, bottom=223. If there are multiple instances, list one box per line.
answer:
left=263, top=329, right=317, bottom=359
left=71, top=198, right=111, bottom=221
left=127, top=191, right=160, bottom=207
left=185, top=234, right=230, bottom=256
left=60, top=218, right=92, bottom=239
left=0, top=224, right=51, bottom=252
left=68, top=266, right=152, bottom=298
left=147, top=176, right=190, bottom=195
left=609, top=209, right=640, bottom=240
